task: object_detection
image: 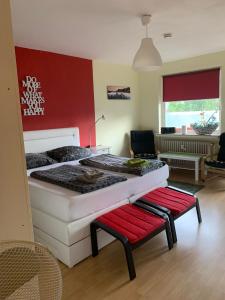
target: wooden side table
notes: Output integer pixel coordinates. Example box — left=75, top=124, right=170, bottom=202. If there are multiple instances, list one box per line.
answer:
left=158, top=152, right=202, bottom=182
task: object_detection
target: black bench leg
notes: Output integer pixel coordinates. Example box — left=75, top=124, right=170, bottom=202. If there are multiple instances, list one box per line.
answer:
left=123, top=242, right=136, bottom=280
left=165, top=221, right=173, bottom=250
left=195, top=198, right=202, bottom=223
left=168, top=214, right=177, bottom=243
left=91, top=221, right=136, bottom=280
left=90, top=222, right=99, bottom=257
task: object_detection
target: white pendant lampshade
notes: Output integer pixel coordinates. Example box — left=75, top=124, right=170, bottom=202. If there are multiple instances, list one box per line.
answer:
left=133, top=15, right=162, bottom=72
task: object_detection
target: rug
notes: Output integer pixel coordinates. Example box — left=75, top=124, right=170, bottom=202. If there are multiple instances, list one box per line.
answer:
left=167, top=180, right=204, bottom=194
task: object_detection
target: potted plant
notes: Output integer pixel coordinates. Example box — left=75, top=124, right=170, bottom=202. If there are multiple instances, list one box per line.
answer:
left=191, top=111, right=218, bottom=135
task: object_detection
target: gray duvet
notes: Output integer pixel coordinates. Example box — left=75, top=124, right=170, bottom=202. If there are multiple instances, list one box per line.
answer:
left=30, top=165, right=127, bottom=194
left=80, top=154, right=165, bottom=176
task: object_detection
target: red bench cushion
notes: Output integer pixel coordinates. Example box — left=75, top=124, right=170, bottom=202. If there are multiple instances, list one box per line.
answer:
left=142, top=187, right=196, bottom=217
left=96, top=204, right=165, bottom=245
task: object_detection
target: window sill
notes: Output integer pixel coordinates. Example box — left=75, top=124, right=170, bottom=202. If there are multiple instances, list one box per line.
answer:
left=155, top=133, right=219, bottom=142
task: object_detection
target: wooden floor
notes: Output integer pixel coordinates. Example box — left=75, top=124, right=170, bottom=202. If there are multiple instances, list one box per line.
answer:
left=60, top=170, right=225, bottom=300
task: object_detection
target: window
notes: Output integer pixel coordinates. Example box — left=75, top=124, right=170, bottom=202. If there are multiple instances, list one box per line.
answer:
left=164, top=99, right=221, bottom=134
left=162, top=68, right=220, bottom=134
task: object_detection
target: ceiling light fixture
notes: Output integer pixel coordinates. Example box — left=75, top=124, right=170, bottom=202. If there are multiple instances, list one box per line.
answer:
left=163, top=33, right=172, bottom=38
left=132, top=14, right=162, bottom=72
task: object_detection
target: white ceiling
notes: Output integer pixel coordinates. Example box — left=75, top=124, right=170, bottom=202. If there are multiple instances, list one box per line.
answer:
left=10, top=0, right=225, bottom=64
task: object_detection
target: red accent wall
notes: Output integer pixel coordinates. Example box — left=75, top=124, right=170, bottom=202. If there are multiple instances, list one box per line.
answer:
left=15, top=46, right=95, bottom=147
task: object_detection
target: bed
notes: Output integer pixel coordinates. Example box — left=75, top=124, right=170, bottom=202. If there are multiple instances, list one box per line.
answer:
left=24, top=127, right=169, bottom=267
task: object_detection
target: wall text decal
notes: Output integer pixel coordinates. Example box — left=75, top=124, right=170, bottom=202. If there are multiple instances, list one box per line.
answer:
left=21, top=76, right=46, bottom=116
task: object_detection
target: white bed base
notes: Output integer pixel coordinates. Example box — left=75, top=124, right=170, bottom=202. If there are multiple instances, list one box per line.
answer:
left=24, top=127, right=169, bottom=268
left=34, top=227, right=115, bottom=268
left=31, top=200, right=129, bottom=246
left=31, top=180, right=167, bottom=268
left=32, top=199, right=129, bottom=267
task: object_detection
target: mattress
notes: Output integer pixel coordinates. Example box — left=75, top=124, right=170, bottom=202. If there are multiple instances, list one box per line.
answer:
left=28, top=160, right=169, bottom=223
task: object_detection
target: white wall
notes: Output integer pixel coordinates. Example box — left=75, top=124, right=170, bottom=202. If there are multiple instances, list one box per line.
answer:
left=93, top=61, right=140, bottom=156
left=0, top=0, right=33, bottom=241
left=139, top=51, right=225, bottom=132
left=93, top=51, right=225, bottom=156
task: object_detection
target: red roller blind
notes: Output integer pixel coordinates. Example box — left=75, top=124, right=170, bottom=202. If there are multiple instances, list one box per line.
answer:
left=163, top=68, right=220, bottom=102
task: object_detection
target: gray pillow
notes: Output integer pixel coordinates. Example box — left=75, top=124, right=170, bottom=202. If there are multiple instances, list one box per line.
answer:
left=47, top=146, right=91, bottom=162
left=26, top=153, right=57, bottom=170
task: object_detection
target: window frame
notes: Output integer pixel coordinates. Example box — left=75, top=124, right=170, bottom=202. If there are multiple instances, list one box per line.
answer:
left=161, top=99, right=221, bottom=135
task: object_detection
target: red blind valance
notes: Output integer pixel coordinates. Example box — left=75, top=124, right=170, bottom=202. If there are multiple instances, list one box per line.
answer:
left=163, top=68, right=220, bottom=102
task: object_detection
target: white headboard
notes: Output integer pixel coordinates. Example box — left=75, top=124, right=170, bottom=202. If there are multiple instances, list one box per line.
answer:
left=23, top=127, right=80, bottom=153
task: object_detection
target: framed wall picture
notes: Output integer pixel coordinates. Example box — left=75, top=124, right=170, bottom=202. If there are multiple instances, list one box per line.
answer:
left=107, top=86, right=131, bottom=100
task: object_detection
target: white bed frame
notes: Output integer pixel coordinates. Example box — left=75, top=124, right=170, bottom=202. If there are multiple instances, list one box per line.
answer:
left=24, top=127, right=123, bottom=267
left=24, top=127, right=168, bottom=268
left=24, top=127, right=80, bottom=153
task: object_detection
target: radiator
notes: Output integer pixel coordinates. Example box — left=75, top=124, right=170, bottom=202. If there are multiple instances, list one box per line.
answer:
left=156, top=138, right=212, bottom=155
left=155, top=135, right=218, bottom=170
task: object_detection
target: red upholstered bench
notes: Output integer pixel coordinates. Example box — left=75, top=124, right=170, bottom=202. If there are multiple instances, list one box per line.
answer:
left=135, top=186, right=202, bottom=243
left=90, top=203, right=173, bottom=280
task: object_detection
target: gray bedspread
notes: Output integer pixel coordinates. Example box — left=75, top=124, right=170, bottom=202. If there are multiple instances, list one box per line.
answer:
left=80, top=154, right=165, bottom=176
left=30, top=165, right=127, bottom=194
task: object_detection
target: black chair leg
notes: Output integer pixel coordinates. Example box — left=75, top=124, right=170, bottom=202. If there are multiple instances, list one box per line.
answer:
left=168, top=214, right=177, bottom=243
left=195, top=198, right=202, bottom=223
left=90, top=222, right=99, bottom=257
left=165, top=221, right=173, bottom=250
left=123, top=242, right=136, bottom=280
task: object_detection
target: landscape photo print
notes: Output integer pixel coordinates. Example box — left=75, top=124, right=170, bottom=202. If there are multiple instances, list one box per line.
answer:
left=107, top=86, right=131, bottom=100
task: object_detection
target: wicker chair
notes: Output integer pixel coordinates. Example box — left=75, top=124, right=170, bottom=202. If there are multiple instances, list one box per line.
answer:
left=0, top=240, right=62, bottom=299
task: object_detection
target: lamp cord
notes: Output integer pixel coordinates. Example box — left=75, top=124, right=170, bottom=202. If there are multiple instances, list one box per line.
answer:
left=145, top=24, right=149, bottom=38
left=88, top=116, right=104, bottom=148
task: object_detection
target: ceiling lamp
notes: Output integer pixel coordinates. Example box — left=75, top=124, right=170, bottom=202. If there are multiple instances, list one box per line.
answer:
left=133, top=15, right=162, bottom=72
